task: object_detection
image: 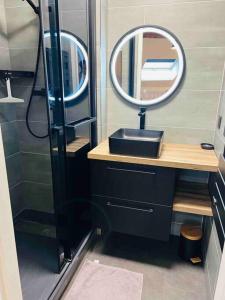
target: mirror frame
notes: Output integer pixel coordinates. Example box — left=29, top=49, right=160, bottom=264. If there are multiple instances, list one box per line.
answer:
left=110, top=25, right=186, bottom=107
left=44, top=30, right=89, bottom=103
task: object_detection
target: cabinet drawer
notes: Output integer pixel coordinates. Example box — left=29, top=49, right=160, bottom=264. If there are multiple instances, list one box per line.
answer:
left=91, top=161, right=175, bottom=206
left=212, top=173, right=225, bottom=229
left=209, top=174, right=225, bottom=249
left=91, top=196, right=172, bottom=241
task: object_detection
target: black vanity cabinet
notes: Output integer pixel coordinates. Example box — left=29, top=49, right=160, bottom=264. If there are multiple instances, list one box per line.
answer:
left=90, top=160, right=176, bottom=241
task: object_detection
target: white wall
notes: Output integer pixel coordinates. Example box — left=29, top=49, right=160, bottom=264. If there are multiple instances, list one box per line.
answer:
left=0, top=126, right=22, bottom=300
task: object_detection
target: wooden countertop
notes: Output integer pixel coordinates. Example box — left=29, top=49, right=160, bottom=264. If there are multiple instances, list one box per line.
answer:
left=88, top=140, right=218, bottom=172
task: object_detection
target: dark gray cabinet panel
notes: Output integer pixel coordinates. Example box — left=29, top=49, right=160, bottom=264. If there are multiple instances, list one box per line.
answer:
left=209, top=172, right=225, bottom=249
left=92, top=196, right=172, bottom=241
left=91, top=160, right=176, bottom=206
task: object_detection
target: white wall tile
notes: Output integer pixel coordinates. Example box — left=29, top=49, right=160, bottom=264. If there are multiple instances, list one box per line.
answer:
left=107, top=6, right=144, bottom=50
left=108, top=0, right=213, bottom=8
left=97, top=0, right=225, bottom=144
left=5, top=6, right=39, bottom=49
left=144, top=1, right=225, bottom=48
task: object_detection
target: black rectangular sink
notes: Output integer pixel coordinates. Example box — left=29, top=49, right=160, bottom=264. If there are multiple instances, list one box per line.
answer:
left=109, top=128, right=164, bottom=158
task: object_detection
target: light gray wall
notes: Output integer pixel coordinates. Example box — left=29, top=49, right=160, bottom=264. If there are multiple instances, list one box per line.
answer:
left=214, top=68, right=225, bottom=157
left=0, top=0, right=24, bottom=217
left=97, top=0, right=225, bottom=144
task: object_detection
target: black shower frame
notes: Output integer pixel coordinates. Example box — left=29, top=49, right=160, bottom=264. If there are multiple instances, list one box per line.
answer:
left=39, top=0, right=97, bottom=273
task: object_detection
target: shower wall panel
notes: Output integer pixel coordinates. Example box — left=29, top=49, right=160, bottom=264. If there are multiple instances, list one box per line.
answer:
left=4, top=0, right=54, bottom=214
left=0, top=0, right=23, bottom=217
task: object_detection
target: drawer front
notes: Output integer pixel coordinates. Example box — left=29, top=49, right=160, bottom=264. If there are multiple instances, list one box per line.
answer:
left=91, top=196, right=172, bottom=241
left=91, top=161, right=175, bottom=206
left=209, top=173, right=225, bottom=249
left=213, top=173, right=225, bottom=230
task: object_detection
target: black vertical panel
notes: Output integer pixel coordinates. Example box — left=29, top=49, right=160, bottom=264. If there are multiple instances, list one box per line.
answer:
left=40, top=0, right=67, bottom=271
left=129, top=38, right=135, bottom=98
left=40, top=0, right=97, bottom=265
left=87, top=0, right=98, bottom=147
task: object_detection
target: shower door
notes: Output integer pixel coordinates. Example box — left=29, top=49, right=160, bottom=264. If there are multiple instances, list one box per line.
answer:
left=40, top=0, right=96, bottom=270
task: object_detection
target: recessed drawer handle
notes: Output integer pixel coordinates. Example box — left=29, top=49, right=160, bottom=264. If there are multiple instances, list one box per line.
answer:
left=107, top=167, right=156, bottom=176
left=106, top=201, right=154, bottom=213
left=215, top=205, right=225, bottom=238
left=213, top=196, right=218, bottom=206
left=215, top=182, right=225, bottom=210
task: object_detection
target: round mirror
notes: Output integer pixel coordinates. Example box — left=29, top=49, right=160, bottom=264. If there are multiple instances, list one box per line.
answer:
left=110, top=26, right=185, bottom=106
left=45, top=31, right=88, bottom=102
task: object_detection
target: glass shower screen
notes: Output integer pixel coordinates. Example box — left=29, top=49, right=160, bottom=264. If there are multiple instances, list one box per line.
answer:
left=40, top=0, right=95, bottom=271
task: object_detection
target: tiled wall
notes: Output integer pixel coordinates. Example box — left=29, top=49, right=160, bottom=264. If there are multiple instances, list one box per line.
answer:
left=60, top=0, right=91, bottom=125
left=214, top=67, right=225, bottom=157
left=60, top=0, right=88, bottom=44
left=0, top=0, right=54, bottom=215
left=96, top=0, right=108, bottom=142
left=0, top=0, right=24, bottom=217
left=97, top=0, right=225, bottom=145
left=1, top=0, right=91, bottom=216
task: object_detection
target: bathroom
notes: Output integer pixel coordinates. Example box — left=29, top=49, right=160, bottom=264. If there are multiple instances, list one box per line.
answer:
left=0, top=0, right=225, bottom=299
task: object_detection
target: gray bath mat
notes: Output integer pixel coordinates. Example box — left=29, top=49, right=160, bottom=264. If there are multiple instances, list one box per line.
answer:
left=63, top=260, right=143, bottom=300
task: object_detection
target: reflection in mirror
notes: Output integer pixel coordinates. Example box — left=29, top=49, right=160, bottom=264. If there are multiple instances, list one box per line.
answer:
left=45, top=31, right=88, bottom=102
left=111, top=26, right=185, bottom=106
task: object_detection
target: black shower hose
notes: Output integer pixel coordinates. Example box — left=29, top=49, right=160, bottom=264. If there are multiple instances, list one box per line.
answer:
left=25, top=18, right=49, bottom=139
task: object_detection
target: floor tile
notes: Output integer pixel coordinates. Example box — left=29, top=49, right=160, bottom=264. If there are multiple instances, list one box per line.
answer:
left=68, top=233, right=209, bottom=300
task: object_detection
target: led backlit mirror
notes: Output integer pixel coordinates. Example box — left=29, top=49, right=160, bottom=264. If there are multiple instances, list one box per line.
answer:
left=45, top=31, right=88, bottom=103
left=110, top=26, right=185, bottom=106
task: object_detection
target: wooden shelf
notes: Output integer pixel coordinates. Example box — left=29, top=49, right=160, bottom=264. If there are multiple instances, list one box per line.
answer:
left=88, top=140, right=218, bottom=172
left=53, top=137, right=90, bottom=157
left=173, top=194, right=213, bottom=216
left=66, top=137, right=90, bottom=155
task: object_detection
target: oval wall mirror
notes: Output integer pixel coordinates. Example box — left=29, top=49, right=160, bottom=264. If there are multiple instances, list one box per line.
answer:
left=110, top=26, right=185, bottom=106
left=45, top=31, right=88, bottom=103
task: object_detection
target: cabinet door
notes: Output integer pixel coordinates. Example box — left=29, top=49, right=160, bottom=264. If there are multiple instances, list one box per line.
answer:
left=92, top=196, right=172, bottom=241
left=91, top=160, right=175, bottom=206
left=209, top=173, right=225, bottom=249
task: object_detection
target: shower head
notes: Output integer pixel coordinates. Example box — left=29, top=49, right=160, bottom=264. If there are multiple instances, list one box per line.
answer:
left=22, top=0, right=39, bottom=15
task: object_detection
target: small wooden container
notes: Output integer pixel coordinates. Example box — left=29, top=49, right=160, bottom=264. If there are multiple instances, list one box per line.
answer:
left=179, top=224, right=203, bottom=262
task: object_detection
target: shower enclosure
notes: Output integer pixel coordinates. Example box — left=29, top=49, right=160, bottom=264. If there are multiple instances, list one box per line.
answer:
left=0, top=0, right=96, bottom=299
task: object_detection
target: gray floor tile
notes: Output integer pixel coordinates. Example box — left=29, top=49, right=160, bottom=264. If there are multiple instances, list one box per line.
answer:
left=16, top=232, right=62, bottom=300
left=83, top=233, right=208, bottom=300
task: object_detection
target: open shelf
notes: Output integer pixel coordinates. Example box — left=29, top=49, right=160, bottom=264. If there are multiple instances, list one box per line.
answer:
left=173, top=181, right=213, bottom=216
left=173, top=194, right=212, bottom=216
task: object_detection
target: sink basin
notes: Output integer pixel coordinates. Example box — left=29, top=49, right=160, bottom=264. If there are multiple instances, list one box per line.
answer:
left=109, top=128, right=164, bottom=158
